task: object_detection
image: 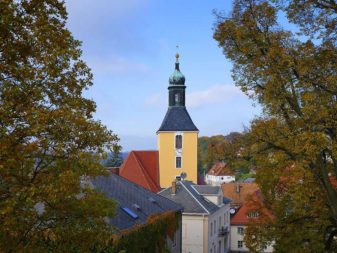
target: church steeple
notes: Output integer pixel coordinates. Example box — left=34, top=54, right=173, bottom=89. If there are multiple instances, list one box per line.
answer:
left=157, top=54, right=199, bottom=188
left=158, top=54, right=198, bottom=132
left=168, top=54, right=186, bottom=107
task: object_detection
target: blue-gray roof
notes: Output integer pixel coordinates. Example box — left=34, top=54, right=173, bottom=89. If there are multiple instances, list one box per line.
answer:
left=157, top=107, right=198, bottom=132
left=159, top=181, right=219, bottom=214
left=92, top=174, right=182, bottom=230
left=193, top=185, right=221, bottom=195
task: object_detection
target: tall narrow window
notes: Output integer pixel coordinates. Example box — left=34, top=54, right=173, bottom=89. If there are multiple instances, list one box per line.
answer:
left=176, top=157, right=182, bottom=168
left=175, top=93, right=180, bottom=103
left=175, top=134, right=182, bottom=149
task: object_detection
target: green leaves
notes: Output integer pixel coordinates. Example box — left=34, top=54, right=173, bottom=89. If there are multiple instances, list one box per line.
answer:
left=0, top=1, right=119, bottom=252
left=214, top=0, right=337, bottom=251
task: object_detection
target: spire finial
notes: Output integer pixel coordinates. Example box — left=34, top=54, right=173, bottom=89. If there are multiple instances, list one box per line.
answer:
left=175, top=45, right=180, bottom=62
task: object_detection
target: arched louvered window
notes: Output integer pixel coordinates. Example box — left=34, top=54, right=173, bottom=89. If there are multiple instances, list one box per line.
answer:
left=175, top=134, right=182, bottom=149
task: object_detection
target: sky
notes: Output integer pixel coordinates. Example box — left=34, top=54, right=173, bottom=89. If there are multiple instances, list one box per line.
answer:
left=65, top=0, right=261, bottom=151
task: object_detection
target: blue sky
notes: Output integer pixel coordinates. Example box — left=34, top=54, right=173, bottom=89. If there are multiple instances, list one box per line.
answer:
left=65, top=0, right=261, bottom=151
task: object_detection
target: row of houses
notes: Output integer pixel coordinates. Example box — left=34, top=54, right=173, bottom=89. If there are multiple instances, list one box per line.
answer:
left=94, top=151, right=273, bottom=253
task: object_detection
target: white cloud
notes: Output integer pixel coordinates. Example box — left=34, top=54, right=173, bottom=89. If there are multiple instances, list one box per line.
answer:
left=187, top=85, right=243, bottom=108
left=88, top=55, right=149, bottom=75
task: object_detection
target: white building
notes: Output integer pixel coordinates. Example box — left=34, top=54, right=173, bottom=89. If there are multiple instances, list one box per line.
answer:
left=205, top=162, right=235, bottom=186
left=230, top=190, right=274, bottom=253
left=160, top=180, right=231, bottom=253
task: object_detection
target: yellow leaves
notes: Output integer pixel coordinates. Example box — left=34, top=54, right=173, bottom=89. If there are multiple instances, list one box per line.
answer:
left=1, top=1, right=121, bottom=251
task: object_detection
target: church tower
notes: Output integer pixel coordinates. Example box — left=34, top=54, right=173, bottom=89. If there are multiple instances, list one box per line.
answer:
left=157, top=54, right=199, bottom=188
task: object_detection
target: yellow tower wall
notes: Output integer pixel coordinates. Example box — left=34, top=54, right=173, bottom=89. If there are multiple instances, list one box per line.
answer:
left=157, top=131, right=198, bottom=188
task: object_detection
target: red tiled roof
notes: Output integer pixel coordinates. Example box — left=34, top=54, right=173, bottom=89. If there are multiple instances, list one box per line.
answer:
left=222, top=182, right=259, bottom=206
left=207, top=162, right=235, bottom=176
left=231, top=190, right=273, bottom=225
left=119, top=151, right=160, bottom=193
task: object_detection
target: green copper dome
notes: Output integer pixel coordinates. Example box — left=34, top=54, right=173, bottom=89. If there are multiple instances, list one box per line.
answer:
left=169, top=55, right=185, bottom=86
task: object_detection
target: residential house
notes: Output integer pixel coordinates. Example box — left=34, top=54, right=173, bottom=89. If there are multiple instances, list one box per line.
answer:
left=230, top=190, right=273, bottom=253
left=222, top=182, right=259, bottom=208
left=205, top=162, right=235, bottom=186
left=92, top=174, right=183, bottom=253
left=222, top=182, right=274, bottom=252
left=159, top=180, right=231, bottom=253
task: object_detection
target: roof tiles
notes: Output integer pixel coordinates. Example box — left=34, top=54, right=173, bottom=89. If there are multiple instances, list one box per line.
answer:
left=119, top=151, right=160, bottom=193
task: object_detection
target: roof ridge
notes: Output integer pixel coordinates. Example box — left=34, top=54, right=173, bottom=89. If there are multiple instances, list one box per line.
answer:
left=132, top=152, right=159, bottom=192
left=180, top=182, right=209, bottom=214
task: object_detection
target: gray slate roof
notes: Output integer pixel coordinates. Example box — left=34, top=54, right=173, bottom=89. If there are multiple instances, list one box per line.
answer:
left=92, top=174, right=182, bottom=230
left=157, top=107, right=198, bottom=132
left=159, top=181, right=219, bottom=214
left=193, top=185, right=221, bottom=195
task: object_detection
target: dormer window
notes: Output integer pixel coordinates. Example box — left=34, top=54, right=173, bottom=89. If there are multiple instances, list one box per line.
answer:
left=175, top=134, right=182, bottom=149
left=247, top=211, right=259, bottom=218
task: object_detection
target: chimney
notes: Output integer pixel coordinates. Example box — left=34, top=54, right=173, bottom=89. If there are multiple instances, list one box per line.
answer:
left=172, top=180, right=177, bottom=194
left=236, top=182, right=240, bottom=193
left=109, top=167, right=119, bottom=175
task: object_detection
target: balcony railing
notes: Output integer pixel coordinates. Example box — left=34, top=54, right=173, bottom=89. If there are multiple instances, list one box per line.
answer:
left=218, top=226, right=229, bottom=236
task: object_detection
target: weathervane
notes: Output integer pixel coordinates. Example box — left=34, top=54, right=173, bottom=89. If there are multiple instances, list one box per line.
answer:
left=175, top=44, right=180, bottom=62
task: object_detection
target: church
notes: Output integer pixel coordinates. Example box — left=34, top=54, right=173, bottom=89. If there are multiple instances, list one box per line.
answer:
left=119, top=54, right=199, bottom=192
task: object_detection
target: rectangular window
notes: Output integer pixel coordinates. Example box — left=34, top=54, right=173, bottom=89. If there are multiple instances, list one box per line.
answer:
left=175, top=134, right=182, bottom=149
left=214, top=220, right=216, bottom=234
left=238, top=241, right=243, bottom=248
left=176, top=157, right=182, bottom=168
left=237, top=227, right=244, bottom=235
left=211, top=222, right=213, bottom=236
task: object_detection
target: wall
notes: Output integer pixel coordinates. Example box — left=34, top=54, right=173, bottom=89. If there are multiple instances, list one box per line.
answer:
left=230, top=225, right=249, bottom=252
left=230, top=225, right=273, bottom=252
left=205, top=175, right=235, bottom=186
left=182, top=214, right=206, bottom=253
left=208, top=204, right=230, bottom=253
left=158, top=132, right=198, bottom=187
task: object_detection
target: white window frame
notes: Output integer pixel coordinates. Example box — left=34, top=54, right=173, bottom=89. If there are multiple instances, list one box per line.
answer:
left=237, top=227, right=244, bottom=235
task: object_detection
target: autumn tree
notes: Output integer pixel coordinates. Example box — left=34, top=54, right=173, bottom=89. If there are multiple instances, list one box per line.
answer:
left=105, top=144, right=123, bottom=168
left=214, top=0, right=337, bottom=251
left=0, top=0, right=119, bottom=252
